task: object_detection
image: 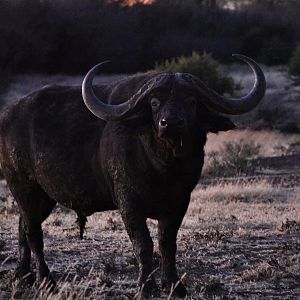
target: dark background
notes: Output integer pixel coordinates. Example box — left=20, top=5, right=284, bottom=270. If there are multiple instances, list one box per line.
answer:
left=0, top=0, right=299, bottom=75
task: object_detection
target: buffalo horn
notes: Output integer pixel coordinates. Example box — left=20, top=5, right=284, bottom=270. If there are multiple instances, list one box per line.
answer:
left=82, top=61, right=145, bottom=121
left=190, top=54, right=266, bottom=115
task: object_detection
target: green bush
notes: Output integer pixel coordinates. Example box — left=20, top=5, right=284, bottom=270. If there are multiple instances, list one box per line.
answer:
left=155, top=52, right=235, bottom=95
left=289, top=45, right=300, bottom=76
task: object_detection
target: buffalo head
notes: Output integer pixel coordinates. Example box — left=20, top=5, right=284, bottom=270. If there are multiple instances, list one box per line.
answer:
left=82, top=54, right=266, bottom=157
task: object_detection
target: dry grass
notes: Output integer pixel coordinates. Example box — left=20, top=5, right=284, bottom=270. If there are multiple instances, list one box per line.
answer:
left=185, top=180, right=299, bottom=233
left=192, top=180, right=291, bottom=204
left=205, top=130, right=300, bottom=157
left=203, top=129, right=300, bottom=177
left=1, top=184, right=299, bottom=299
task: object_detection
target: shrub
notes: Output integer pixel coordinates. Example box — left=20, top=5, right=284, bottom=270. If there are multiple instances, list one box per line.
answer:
left=289, top=45, right=300, bottom=76
left=204, top=140, right=261, bottom=177
left=155, top=52, right=235, bottom=95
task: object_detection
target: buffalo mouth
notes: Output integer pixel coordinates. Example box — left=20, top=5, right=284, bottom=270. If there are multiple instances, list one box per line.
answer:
left=166, top=135, right=184, bottom=157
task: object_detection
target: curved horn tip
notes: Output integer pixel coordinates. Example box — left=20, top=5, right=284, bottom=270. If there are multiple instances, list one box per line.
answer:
left=88, top=60, right=111, bottom=73
left=232, top=54, right=257, bottom=63
left=82, top=60, right=111, bottom=89
left=96, top=60, right=111, bottom=66
left=232, top=53, right=245, bottom=58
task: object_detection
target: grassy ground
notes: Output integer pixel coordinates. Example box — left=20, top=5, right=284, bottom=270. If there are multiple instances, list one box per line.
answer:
left=0, top=129, right=299, bottom=299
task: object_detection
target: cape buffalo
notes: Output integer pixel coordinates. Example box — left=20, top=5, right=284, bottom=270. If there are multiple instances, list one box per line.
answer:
left=0, top=55, right=265, bottom=297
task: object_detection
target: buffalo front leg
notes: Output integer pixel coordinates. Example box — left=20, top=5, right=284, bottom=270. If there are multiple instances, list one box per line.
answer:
left=158, top=216, right=187, bottom=298
left=119, top=204, right=158, bottom=296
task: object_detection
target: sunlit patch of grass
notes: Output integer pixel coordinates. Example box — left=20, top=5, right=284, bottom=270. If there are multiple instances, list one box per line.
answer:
left=184, top=180, right=300, bottom=232
left=192, top=180, right=289, bottom=204
left=205, top=129, right=300, bottom=158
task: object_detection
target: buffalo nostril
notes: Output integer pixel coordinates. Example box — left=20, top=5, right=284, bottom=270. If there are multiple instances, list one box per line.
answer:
left=159, top=119, right=168, bottom=128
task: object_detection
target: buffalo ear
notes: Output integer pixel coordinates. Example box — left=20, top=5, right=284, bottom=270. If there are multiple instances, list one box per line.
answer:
left=202, top=113, right=236, bottom=133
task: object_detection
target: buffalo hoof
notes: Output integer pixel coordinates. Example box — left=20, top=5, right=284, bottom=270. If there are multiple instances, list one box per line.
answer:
left=12, top=281, right=31, bottom=299
left=12, top=270, right=35, bottom=299
left=136, top=278, right=160, bottom=299
left=13, top=267, right=35, bottom=287
left=163, top=281, right=187, bottom=298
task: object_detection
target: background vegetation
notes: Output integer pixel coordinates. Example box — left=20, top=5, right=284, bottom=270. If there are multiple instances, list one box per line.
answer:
left=155, top=52, right=235, bottom=94
left=0, top=0, right=299, bottom=76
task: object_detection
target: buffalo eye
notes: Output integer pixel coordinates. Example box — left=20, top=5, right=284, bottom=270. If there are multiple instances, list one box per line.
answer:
left=150, top=98, right=160, bottom=110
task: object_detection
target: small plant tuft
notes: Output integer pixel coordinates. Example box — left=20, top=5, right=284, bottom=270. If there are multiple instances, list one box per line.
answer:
left=192, top=229, right=229, bottom=247
left=280, top=218, right=300, bottom=233
left=105, top=217, right=121, bottom=231
left=155, top=52, right=235, bottom=95
left=103, top=255, right=117, bottom=274
left=0, top=195, right=19, bottom=215
left=239, top=262, right=278, bottom=283
left=194, top=277, right=229, bottom=298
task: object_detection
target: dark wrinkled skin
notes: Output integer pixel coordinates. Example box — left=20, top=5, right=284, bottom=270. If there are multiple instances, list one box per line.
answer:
left=0, top=73, right=234, bottom=297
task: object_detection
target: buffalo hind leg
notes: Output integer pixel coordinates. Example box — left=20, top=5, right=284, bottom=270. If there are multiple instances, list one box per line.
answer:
left=14, top=216, right=34, bottom=286
left=120, top=204, right=158, bottom=297
left=10, top=181, right=56, bottom=290
left=25, top=214, right=56, bottom=289
left=158, top=215, right=187, bottom=298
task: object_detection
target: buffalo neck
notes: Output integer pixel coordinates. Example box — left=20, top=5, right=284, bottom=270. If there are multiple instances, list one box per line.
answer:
left=138, top=125, right=206, bottom=179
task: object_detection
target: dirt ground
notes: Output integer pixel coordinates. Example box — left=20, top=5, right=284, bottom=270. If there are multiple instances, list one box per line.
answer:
left=0, top=130, right=299, bottom=299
